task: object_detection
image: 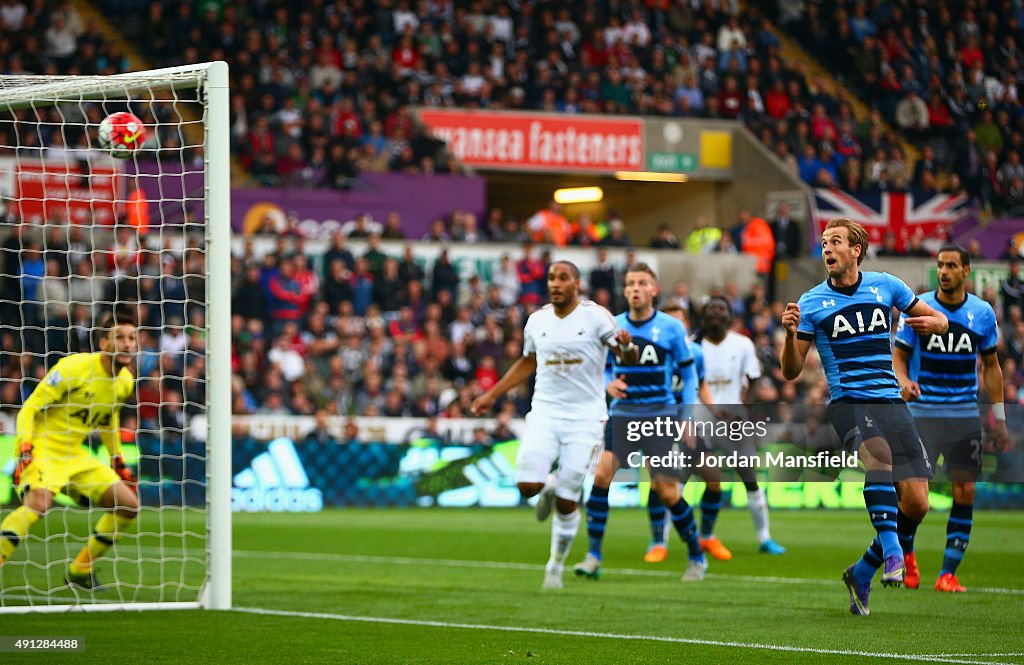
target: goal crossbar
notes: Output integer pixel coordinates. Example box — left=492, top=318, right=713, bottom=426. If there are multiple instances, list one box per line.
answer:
left=0, top=63, right=225, bottom=109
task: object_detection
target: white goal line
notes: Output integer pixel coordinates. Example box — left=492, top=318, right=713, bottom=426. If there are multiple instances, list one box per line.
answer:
left=232, top=606, right=1018, bottom=665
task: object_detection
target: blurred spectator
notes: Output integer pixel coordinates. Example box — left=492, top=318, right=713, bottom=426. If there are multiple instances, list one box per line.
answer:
left=769, top=203, right=802, bottom=259
left=492, top=254, right=521, bottom=307
left=373, top=258, right=403, bottom=312
left=421, top=219, right=451, bottom=243
left=904, top=231, right=931, bottom=258
left=526, top=201, right=570, bottom=247
left=233, top=262, right=268, bottom=322
left=431, top=249, right=459, bottom=301
left=381, top=212, right=406, bottom=240
left=516, top=245, right=547, bottom=304
left=342, top=213, right=382, bottom=239
left=598, top=214, right=631, bottom=247
left=266, top=257, right=310, bottom=334
left=875, top=231, right=904, bottom=258
left=740, top=215, right=775, bottom=276
left=570, top=214, right=602, bottom=247
left=323, top=232, right=355, bottom=276
left=685, top=217, right=722, bottom=254
left=362, top=235, right=387, bottom=277
left=894, top=90, right=929, bottom=138
left=1002, top=260, right=1023, bottom=319
left=649, top=224, right=680, bottom=249
left=349, top=257, right=375, bottom=316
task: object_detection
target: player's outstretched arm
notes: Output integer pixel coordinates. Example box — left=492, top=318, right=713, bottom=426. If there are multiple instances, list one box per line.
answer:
left=780, top=302, right=811, bottom=381
left=892, top=346, right=921, bottom=402
left=981, top=351, right=1011, bottom=451
left=470, top=354, right=538, bottom=415
left=903, top=300, right=949, bottom=335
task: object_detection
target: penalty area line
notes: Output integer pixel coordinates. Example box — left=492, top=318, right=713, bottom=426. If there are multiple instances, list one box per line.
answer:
left=232, top=606, right=1014, bottom=665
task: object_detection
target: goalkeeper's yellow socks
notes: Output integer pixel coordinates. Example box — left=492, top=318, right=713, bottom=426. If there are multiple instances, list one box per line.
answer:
left=69, top=512, right=134, bottom=575
left=1, top=506, right=42, bottom=563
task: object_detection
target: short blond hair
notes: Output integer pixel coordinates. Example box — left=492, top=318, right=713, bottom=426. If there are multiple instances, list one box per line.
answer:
left=824, top=218, right=869, bottom=265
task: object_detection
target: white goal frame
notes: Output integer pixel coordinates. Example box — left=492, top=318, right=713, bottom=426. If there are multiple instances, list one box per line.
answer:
left=0, top=61, right=231, bottom=613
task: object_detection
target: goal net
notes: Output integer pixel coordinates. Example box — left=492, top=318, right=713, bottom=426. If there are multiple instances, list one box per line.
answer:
left=0, top=63, right=231, bottom=612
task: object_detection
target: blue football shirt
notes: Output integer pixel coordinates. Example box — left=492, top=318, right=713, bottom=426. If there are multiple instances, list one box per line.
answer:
left=796, top=271, right=919, bottom=401
left=894, top=291, right=998, bottom=418
left=607, top=311, right=694, bottom=415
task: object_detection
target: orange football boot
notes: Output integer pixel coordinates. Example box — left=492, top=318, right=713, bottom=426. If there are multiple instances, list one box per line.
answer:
left=935, top=572, right=966, bottom=593
left=700, top=536, right=733, bottom=561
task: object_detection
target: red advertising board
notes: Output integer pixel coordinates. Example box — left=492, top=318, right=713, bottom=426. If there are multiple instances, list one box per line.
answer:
left=418, top=109, right=645, bottom=172
left=0, top=157, right=122, bottom=225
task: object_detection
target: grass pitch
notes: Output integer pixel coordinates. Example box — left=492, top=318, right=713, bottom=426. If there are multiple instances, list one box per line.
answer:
left=1, top=506, right=1022, bottom=663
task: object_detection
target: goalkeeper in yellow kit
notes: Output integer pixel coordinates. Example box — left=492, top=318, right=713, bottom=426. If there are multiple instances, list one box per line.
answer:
left=1, top=309, right=139, bottom=590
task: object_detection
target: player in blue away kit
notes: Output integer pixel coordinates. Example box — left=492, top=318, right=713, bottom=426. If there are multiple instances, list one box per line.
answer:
left=780, top=219, right=949, bottom=616
left=893, top=245, right=1010, bottom=593
left=642, top=303, right=730, bottom=563
left=573, top=263, right=709, bottom=582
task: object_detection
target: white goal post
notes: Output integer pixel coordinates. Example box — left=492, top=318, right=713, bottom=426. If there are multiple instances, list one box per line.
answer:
left=0, top=62, right=231, bottom=612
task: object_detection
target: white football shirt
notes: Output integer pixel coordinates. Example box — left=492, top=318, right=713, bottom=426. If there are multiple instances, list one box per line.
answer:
left=523, top=299, right=618, bottom=420
left=700, top=331, right=761, bottom=404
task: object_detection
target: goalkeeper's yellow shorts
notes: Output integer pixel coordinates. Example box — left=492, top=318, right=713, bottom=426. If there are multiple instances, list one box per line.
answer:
left=17, top=443, right=120, bottom=505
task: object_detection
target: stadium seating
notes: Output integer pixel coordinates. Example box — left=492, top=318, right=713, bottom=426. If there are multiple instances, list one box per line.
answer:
left=79, top=0, right=921, bottom=200
left=759, top=0, right=1024, bottom=214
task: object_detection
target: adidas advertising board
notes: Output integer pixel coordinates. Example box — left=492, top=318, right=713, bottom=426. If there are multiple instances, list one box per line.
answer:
left=232, top=437, right=324, bottom=513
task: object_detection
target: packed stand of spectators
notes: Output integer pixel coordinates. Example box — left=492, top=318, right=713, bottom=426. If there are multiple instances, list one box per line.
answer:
left=764, top=0, right=1024, bottom=214
left=86, top=0, right=889, bottom=193
left=0, top=1, right=130, bottom=77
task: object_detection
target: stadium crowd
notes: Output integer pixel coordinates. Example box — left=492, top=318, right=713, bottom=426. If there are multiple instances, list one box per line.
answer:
left=4, top=0, right=1023, bottom=216
left=765, top=0, right=1024, bottom=214
left=2, top=0, right=1022, bottom=218
left=64, top=0, right=976, bottom=212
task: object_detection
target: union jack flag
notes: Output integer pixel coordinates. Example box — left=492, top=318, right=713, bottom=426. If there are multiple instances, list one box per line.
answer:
left=811, top=189, right=968, bottom=253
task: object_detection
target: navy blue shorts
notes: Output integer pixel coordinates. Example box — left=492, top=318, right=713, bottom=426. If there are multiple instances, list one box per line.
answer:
left=914, top=416, right=983, bottom=478
left=605, top=404, right=685, bottom=480
left=826, top=399, right=933, bottom=481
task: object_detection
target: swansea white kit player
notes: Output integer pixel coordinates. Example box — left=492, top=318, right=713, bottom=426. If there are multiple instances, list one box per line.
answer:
left=698, top=295, right=785, bottom=555
left=472, top=261, right=634, bottom=589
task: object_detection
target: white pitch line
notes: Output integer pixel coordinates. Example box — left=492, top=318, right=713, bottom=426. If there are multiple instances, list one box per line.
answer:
left=232, top=549, right=1024, bottom=596
left=917, top=656, right=1024, bottom=659
left=233, top=606, right=1017, bottom=665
